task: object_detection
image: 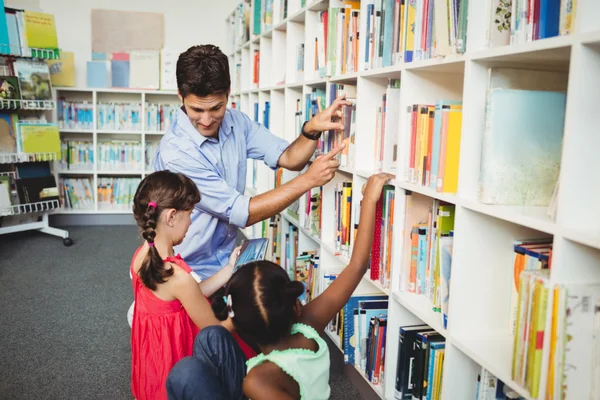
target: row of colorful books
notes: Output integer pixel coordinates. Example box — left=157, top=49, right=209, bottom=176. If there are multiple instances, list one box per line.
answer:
left=97, top=177, right=141, bottom=208
left=97, top=102, right=142, bottom=131
left=402, top=100, right=463, bottom=194
left=59, top=177, right=94, bottom=210
left=511, top=264, right=599, bottom=399
left=57, top=100, right=178, bottom=132
left=486, top=0, right=576, bottom=49
left=394, top=324, right=446, bottom=400
left=97, top=141, right=144, bottom=171
left=57, top=100, right=93, bottom=130
left=58, top=140, right=159, bottom=171
left=59, top=140, right=94, bottom=170
left=310, top=0, right=468, bottom=79
left=398, top=195, right=455, bottom=329
left=327, top=294, right=389, bottom=387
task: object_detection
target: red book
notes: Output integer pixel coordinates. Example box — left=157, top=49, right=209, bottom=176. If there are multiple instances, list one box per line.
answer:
left=370, top=192, right=384, bottom=280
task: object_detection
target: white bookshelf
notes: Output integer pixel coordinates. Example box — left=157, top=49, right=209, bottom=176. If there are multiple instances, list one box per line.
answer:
left=227, top=0, right=600, bottom=399
left=51, top=88, right=179, bottom=214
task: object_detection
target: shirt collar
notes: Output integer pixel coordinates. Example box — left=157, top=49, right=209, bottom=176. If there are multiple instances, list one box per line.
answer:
left=176, top=106, right=234, bottom=148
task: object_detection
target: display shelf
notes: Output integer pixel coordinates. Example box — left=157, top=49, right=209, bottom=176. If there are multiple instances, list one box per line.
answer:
left=1, top=199, right=60, bottom=217
left=0, top=152, right=58, bottom=164
left=52, top=87, right=180, bottom=215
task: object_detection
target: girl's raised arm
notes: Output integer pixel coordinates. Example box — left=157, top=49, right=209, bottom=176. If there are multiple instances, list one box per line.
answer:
left=300, top=173, right=394, bottom=332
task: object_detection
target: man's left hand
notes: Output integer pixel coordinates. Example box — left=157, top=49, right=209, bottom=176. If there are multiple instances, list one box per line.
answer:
left=305, top=94, right=353, bottom=135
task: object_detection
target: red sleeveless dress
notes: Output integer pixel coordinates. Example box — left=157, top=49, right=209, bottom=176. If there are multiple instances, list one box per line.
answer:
left=130, top=248, right=256, bottom=400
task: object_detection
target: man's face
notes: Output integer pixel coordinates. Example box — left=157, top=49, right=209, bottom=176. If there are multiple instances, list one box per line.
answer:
left=180, top=92, right=228, bottom=138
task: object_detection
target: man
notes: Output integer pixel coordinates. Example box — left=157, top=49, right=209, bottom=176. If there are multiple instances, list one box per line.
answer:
left=154, top=44, right=349, bottom=280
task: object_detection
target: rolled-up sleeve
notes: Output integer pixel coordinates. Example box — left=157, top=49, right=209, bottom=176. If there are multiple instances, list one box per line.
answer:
left=167, top=156, right=250, bottom=228
left=243, top=113, right=290, bottom=170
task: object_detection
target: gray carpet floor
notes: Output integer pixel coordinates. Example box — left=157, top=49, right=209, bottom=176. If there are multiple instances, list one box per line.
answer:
left=0, top=225, right=364, bottom=400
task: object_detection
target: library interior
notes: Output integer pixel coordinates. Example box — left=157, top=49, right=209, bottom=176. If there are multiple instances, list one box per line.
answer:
left=0, top=0, right=598, bottom=399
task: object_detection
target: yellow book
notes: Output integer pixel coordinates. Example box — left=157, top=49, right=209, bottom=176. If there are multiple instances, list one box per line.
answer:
left=24, top=11, right=58, bottom=49
left=531, top=278, right=549, bottom=398
left=546, top=285, right=560, bottom=399
left=19, top=124, right=60, bottom=157
left=47, top=51, right=75, bottom=87
left=441, top=109, right=462, bottom=193
left=404, top=0, right=416, bottom=61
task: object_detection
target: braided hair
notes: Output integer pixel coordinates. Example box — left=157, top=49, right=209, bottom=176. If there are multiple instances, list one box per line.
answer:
left=212, top=261, right=305, bottom=346
left=132, top=170, right=200, bottom=290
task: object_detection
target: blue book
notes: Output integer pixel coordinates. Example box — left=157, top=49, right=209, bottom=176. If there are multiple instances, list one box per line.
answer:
left=426, top=341, right=446, bottom=400
left=382, top=0, right=394, bottom=67
left=87, top=61, right=109, bottom=88
left=417, top=226, right=428, bottom=294
left=233, top=238, right=269, bottom=272
left=111, top=60, right=130, bottom=88
left=0, top=0, right=10, bottom=55
left=538, top=0, right=561, bottom=39
left=5, top=11, right=20, bottom=56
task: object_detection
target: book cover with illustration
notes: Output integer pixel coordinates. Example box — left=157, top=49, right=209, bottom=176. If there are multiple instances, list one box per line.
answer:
left=0, top=76, right=21, bottom=100
left=14, top=59, right=53, bottom=100
left=233, top=238, right=270, bottom=271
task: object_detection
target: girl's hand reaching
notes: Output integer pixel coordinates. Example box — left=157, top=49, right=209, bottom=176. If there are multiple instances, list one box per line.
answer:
left=362, top=173, right=395, bottom=204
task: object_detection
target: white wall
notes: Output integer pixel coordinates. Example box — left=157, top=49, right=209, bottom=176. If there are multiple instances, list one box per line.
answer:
left=36, top=0, right=237, bottom=87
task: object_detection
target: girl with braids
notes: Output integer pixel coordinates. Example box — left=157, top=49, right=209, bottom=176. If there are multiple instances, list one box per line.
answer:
left=212, top=172, right=394, bottom=400
left=129, top=170, right=254, bottom=400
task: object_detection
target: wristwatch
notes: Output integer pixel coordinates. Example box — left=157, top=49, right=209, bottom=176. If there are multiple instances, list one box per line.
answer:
left=301, top=121, right=322, bottom=140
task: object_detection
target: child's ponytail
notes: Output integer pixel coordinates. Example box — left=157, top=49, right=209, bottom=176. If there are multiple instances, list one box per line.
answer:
left=132, top=171, right=201, bottom=291
left=139, top=202, right=173, bottom=290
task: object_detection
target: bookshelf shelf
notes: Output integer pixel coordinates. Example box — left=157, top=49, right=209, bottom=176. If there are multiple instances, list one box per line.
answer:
left=451, top=332, right=534, bottom=400
left=231, top=2, right=600, bottom=397
left=281, top=211, right=300, bottom=227
left=460, top=200, right=557, bottom=235
left=96, top=130, right=143, bottom=135
left=56, top=170, right=94, bottom=175
left=392, top=291, right=447, bottom=338
left=362, top=275, right=390, bottom=296
left=396, top=180, right=460, bottom=205
left=59, top=129, right=93, bottom=134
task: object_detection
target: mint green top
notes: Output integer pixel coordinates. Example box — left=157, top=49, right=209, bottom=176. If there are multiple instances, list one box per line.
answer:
left=246, top=323, right=331, bottom=399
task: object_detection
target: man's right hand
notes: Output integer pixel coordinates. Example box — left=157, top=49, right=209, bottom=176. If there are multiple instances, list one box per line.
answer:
left=303, top=144, right=345, bottom=188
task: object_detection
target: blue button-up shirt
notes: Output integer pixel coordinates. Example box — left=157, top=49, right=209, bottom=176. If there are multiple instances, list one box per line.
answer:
left=154, top=107, right=290, bottom=279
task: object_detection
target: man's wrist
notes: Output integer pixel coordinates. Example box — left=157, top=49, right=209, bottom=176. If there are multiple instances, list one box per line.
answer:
left=295, top=173, right=315, bottom=192
left=303, top=120, right=323, bottom=138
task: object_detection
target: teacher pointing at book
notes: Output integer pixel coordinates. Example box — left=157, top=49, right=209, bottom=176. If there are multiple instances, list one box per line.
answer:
left=154, top=44, right=349, bottom=281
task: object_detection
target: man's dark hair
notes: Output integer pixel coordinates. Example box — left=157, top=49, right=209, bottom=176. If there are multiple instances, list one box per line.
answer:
left=176, top=45, right=231, bottom=98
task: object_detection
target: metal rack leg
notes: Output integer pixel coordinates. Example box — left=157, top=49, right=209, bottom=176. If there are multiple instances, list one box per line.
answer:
left=38, top=213, right=72, bottom=246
